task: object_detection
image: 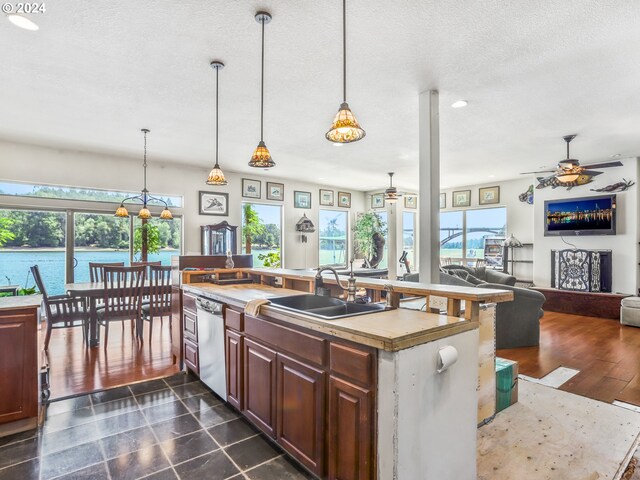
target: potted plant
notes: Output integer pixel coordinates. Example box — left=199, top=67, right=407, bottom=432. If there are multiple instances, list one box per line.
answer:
left=353, top=212, right=387, bottom=268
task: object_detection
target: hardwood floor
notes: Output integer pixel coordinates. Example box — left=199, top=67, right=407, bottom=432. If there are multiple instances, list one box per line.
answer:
left=498, top=311, right=640, bottom=406
left=44, top=318, right=179, bottom=400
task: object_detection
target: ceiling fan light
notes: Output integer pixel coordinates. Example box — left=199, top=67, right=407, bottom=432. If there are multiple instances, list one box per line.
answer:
left=249, top=141, right=275, bottom=168
left=114, top=204, right=129, bottom=218
left=206, top=164, right=228, bottom=185
left=556, top=173, right=581, bottom=183
left=326, top=103, right=366, bottom=143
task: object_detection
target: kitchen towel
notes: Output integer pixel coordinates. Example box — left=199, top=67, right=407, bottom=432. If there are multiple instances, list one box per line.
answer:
left=244, top=298, right=271, bottom=317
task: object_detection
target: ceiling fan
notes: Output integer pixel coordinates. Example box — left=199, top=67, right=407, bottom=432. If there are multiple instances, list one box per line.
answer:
left=384, top=172, right=403, bottom=203
left=521, top=134, right=623, bottom=189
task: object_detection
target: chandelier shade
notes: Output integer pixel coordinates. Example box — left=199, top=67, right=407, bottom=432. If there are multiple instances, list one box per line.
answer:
left=137, top=206, right=152, bottom=220
left=250, top=141, right=275, bottom=168
left=207, top=163, right=228, bottom=186
left=160, top=208, right=173, bottom=220
left=325, top=102, right=366, bottom=143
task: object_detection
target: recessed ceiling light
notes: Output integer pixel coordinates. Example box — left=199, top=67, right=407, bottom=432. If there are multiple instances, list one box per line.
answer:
left=488, top=175, right=496, bottom=178
left=451, top=100, right=468, bottom=108
left=611, top=153, right=621, bottom=158
left=7, top=14, right=39, bottom=30
left=333, top=143, right=343, bottom=147
left=441, top=185, right=450, bottom=189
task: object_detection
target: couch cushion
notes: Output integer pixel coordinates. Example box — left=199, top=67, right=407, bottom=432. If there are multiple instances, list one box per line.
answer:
left=450, top=269, right=484, bottom=285
left=621, top=297, right=640, bottom=309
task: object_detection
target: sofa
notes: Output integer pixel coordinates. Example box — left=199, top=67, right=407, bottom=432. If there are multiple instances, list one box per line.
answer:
left=404, top=266, right=546, bottom=349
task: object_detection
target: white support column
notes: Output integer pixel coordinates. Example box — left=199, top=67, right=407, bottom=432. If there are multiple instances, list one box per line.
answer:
left=386, top=202, right=398, bottom=280
left=418, top=90, right=440, bottom=282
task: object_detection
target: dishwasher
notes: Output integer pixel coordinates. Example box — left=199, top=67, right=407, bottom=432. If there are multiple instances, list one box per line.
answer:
left=195, top=297, right=227, bottom=399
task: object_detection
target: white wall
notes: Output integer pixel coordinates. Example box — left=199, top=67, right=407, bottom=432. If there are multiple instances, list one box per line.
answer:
left=0, top=139, right=365, bottom=269
left=532, top=157, right=639, bottom=294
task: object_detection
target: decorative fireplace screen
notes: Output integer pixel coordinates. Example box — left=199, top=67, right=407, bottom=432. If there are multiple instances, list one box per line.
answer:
left=551, top=249, right=612, bottom=293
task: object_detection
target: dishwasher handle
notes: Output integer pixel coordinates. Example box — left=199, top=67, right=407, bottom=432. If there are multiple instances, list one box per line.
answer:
left=196, top=297, right=223, bottom=315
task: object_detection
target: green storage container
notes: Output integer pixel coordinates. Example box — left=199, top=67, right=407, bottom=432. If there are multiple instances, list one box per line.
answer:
left=496, top=357, right=518, bottom=413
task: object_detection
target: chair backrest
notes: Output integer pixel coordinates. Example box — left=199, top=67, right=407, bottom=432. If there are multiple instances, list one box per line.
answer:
left=30, top=265, right=49, bottom=300
left=89, top=262, right=125, bottom=282
left=148, top=265, right=172, bottom=317
left=131, top=261, right=161, bottom=267
left=102, top=266, right=146, bottom=320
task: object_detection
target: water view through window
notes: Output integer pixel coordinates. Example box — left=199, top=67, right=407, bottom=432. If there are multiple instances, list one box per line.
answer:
left=440, top=207, right=506, bottom=264
left=319, top=210, right=348, bottom=267
left=242, top=203, right=282, bottom=268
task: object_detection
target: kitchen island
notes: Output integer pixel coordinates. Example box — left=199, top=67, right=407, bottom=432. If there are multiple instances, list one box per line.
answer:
left=180, top=277, right=512, bottom=480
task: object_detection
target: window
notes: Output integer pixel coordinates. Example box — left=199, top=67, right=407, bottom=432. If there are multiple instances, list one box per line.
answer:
left=439, top=207, right=506, bottom=266
left=132, top=217, right=182, bottom=263
left=319, top=210, right=348, bottom=267
left=242, top=203, right=282, bottom=267
left=0, top=180, right=183, bottom=207
left=377, top=211, right=388, bottom=269
left=402, top=211, right=416, bottom=271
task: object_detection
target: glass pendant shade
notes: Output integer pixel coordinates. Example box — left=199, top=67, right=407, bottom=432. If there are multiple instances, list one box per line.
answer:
left=249, top=141, right=275, bottom=168
left=326, top=102, right=366, bottom=143
left=138, top=206, right=152, bottom=220
left=206, top=164, right=228, bottom=185
left=556, top=173, right=581, bottom=183
left=115, top=204, right=129, bottom=218
left=160, top=208, right=173, bottom=220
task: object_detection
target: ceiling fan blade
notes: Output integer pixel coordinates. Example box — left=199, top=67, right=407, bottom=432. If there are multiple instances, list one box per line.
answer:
left=520, top=169, right=557, bottom=175
left=580, top=161, right=624, bottom=169
left=579, top=170, right=604, bottom=177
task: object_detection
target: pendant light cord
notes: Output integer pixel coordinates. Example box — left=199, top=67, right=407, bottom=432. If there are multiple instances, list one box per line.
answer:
left=260, top=16, right=265, bottom=142
left=143, top=130, right=148, bottom=194
left=215, top=66, right=219, bottom=166
left=343, top=0, right=346, bottom=103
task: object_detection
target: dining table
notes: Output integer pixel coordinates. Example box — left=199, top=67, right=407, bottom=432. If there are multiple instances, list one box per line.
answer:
left=65, top=281, right=171, bottom=347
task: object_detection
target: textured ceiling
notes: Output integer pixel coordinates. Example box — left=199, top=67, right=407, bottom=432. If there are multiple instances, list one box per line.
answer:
left=2, top=1, right=640, bottom=191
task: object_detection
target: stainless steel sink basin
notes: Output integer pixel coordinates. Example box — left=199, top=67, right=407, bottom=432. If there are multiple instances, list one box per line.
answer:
left=269, top=294, right=386, bottom=320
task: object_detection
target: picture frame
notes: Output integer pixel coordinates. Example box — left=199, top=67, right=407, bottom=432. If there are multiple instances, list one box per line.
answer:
left=452, top=190, right=471, bottom=208
left=266, top=182, right=284, bottom=201
left=479, top=186, right=500, bottom=205
left=439, top=193, right=446, bottom=209
left=371, top=193, right=385, bottom=209
left=319, top=189, right=334, bottom=206
left=199, top=191, right=229, bottom=216
left=242, top=178, right=261, bottom=199
left=404, top=195, right=417, bottom=209
left=337, top=191, right=351, bottom=208
left=294, top=191, right=312, bottom=209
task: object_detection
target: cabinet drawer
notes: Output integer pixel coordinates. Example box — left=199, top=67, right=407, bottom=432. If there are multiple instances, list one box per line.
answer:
left=330, top=343, right=374, bottom=387
left=183, top=310, right=197, bottom=342
left=184, top=339, right=199, bottom=374
left=245, top=315, right=326, bottom=367
left=183, top=293, right=197, bottom=314
left=225, top=307, right=243, bottom=332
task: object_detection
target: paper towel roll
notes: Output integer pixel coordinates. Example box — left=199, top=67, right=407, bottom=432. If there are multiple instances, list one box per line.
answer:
left=437, top=345, right=458, bottom=373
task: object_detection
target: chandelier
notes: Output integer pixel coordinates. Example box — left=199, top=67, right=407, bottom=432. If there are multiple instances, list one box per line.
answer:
left=114, top=129, right=173, bottom=220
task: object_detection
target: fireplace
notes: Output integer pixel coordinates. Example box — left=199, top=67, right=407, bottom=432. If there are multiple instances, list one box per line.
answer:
left=551, top=249, right=612, bottom=293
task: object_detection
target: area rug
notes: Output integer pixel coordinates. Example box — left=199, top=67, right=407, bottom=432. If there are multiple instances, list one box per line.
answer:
left=478, top=379, right=640, bottom=480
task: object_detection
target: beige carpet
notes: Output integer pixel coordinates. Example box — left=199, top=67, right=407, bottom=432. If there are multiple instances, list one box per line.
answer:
left=478, top=379, right=640, bottom=480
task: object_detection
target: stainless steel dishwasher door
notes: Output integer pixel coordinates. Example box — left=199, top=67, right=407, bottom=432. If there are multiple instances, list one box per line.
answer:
left=196, top=297, right=227, bottom=399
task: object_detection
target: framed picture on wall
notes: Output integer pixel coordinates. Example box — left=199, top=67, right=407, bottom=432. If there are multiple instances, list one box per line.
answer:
left=338, top=191, right=351, bottom=208
left=439, top=193, right=446, bottom=209
left=242, top=178, right=261, bottom=199
left=266, top=182, right=284, bottom=201
left=405, top=195, right=417, bottom=209
left=452, top=190, right=471, bottom=207
left=320, top=189, right=334, bottom=206
left=479, top=186, right=500, bottom=205
left=371, top=193, right=385, bottom=209
left=199, top=191, right=229, bottom=216
left=294, top=191, right=311, bottom=209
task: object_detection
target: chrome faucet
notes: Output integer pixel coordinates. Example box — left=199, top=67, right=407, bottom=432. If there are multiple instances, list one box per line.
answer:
left=315, top=259, right=357, bottom=303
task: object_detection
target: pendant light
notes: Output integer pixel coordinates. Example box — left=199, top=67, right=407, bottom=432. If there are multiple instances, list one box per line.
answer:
left=325, top=0, right=365, bottom=144
left=384, top=172, right=401, bottom=203
left=249, top=11, right=275, bottom=168
left=207, top=61, right=228, bottom=185
left=115, top=129, right=173, bottom=220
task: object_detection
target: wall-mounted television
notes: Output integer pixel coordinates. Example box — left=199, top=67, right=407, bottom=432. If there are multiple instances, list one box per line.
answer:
left=544, top=194, right=616, bottom=236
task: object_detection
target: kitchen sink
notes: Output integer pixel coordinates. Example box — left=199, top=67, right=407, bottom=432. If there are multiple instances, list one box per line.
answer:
left=269, top=294, right=386, bottom=320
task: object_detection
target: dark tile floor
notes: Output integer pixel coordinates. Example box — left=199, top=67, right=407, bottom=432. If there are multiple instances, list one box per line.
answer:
left=0, top=374, right=314, bottom=479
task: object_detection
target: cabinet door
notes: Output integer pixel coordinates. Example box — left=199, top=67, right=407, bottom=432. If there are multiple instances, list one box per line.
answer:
left=243, top=338, right=277, bottom=437
left=225, top=329, right=243, bottom=410
left=328, top=376, right=373, bottom=480
left=0, top=310, right=38, bottom=424
left=276, top=354, right=325, bottom=475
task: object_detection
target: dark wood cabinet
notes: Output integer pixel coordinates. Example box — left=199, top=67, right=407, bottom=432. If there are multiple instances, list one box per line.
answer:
left=182, top=293, right=198, bottom=375
left=0, top=307, right=38, bottom=427
left=225, top=329, right=243, bottom=410
left=277, top=353, right=326, bottom=474
left=328, top=376, right=373, bottom=480
left=243, top=338, right=277, bottom=437
left=170, top=286, right=182, bottom=367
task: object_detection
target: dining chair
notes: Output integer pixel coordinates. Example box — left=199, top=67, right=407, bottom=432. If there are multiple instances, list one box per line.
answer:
left=31, top=265, right=89, bottom=351
left=97, top=265, right=145, bottom=348
left=89, top=262, right=125, bottom=282
left=140, top=265, right=172, bottom=342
